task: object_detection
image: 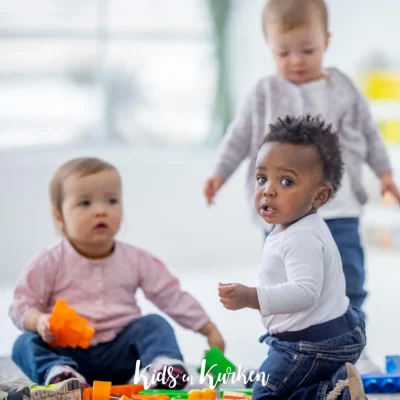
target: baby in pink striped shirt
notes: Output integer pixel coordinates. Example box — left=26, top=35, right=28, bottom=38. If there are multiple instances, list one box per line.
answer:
left=9, top=157, right=224, bottom=388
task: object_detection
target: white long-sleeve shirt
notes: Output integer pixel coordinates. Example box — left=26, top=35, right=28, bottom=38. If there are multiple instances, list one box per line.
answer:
left=256, top=213, right=349, bottom=334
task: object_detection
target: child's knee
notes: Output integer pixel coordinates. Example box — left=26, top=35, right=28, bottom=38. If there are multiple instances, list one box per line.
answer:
left=12, top=332, right=38, bottom=360
left=140, top=314, right=172, bottom=331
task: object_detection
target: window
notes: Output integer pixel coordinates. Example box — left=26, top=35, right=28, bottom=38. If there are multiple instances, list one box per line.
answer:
left=0, top=0, right=223, bottom=148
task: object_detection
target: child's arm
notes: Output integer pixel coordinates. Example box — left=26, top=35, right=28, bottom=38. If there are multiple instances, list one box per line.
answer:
left=204, top=81, right=264, bottom=205
left=219, top=230, right=323, bottom=315
left=353, top=94, right=400, bottom=202
left=137, top=250, right=225, bottom=351
left=9, top=251, right=56, bottom=342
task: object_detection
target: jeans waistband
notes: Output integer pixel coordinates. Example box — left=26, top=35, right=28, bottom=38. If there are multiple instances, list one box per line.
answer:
left=273, top=306, right=359, bottom=343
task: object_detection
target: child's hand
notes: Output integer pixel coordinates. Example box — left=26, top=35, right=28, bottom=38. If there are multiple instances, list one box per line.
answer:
left=199, top=321, right=225, bottom=353
left=203, top=175, right=224, bottom=206
left=380, top=173, right=400, bottom=203
left=218, top=283, right=259, bottom=311
left=36, top=313, right=57, bottom=343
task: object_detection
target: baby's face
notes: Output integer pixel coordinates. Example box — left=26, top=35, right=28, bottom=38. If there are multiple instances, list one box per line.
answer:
left=58, top=169, right=122, bottom=257
left=254, top=142, right=330, bottom=229
left=266, top=17, right=329, bottom=84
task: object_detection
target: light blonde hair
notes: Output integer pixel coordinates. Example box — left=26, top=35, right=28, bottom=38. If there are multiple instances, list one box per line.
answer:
left=49, top=157, right=118, bottom=214
left=262, top=0, right=329, bottom=36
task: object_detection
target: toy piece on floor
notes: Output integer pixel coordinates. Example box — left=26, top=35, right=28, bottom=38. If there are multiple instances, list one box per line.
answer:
left=110, top=385, right=146, bottom=398
left=187, top=389, right=216, bottom=400
left=361, top=373, right=400, bottom=394
left=86, top=382, right=171, bottom=400
left=386, top=355, right=400, bottom=373
left=49, top=298, right=95, bottom=349
left=219, top=389, right=252, bottom=399
left=197, top=347, right=237, bottom=387
left=139, top=390, right=188, bottom=399
left=92, top=382, right=112, bottom=400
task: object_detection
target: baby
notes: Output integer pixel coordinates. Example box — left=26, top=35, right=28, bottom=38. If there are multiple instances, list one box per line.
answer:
left=219, top=116, right=366, bottom=399
left=9, top=157, right=225, bottom=388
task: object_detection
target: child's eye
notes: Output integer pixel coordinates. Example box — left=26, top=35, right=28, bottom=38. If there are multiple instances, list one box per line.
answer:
left=79, top=200, right=90, bottom=207
left=303, top=49, right=315, bottom=55
left=281, top=178, right=293, bottom=186
left=256, top=176, right=267, bottom=185
left=279, top=52, right=289, bottom=58
left=108, top=198, right=118, bottom=205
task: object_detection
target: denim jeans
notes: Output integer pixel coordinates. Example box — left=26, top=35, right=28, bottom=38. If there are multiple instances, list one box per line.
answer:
left=324, top=218, right=366, bottom=310
left=265, top=217, right=367, bottom=310
left=12, top=314, right=183, bottom=385
left=252, top=307, right=366, bottom=400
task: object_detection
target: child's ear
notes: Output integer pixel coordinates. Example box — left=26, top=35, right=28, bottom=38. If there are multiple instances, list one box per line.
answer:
left=312, top=185, right=333, bottom=209
left=325, top=32, right=331, bottom=51
left=52, top=208, right=65, bottom=229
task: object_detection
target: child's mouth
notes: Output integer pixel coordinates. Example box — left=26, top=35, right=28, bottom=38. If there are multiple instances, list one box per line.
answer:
left=94, top=223, right=108, bottom=229
left=260, top=205, right=277, bottom=217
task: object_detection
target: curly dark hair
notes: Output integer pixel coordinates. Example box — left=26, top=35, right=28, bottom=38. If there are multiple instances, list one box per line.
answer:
left=261, top=115, right=344, bottom=194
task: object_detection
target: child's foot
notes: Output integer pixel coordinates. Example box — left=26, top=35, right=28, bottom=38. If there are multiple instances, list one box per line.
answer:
left=30, top=379, right=81, bottom=400
left=326, top=363, right=366, bottom=400
left=152, top=364, right=188, bottom=390
left=346, top=363, right=367, bottom=399
left=6, top=379, right=82, bottom=400
left=45, top=366, right=89, bottom=388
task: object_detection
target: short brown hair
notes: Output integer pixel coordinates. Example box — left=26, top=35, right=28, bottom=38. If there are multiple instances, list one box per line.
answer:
left=262, top=0, right=328, bottom=36
left=49, top=157, right=117, bottom=213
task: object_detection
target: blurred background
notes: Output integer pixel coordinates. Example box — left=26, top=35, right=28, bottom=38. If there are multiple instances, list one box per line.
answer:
left=1, top=0, right=400, bottom=372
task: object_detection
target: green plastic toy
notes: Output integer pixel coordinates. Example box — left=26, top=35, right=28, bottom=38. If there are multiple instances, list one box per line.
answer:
left=139, top=390, right=188, bottom=398
left=197, top=346, right=237, bottom=387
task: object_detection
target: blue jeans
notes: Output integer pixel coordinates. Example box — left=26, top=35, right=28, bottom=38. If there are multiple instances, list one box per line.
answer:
left=324, top=218, right=366, bottom=310
left=252, top=307, right=366, bottom=400
left=12, top=314, right=183, bottom=385
left=264, top=218, right=367, bottom=310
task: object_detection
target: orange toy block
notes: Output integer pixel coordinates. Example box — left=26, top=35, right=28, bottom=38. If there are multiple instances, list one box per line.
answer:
left=92, top=381, right=112, bottom=400
left=84, top=384, right=145, bottom=400
left=110, top=385, right=145, bottom=397
left=188, top=389, right=216, bottom=400
left=49, top=298, right=95, bottom=349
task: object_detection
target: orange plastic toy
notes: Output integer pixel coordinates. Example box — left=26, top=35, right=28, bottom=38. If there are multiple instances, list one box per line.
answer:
left=188, top=389, right=216, bottom=400
left=84, top=383, right=168, bottom=400
left=49, top=298, right=95, bottom=349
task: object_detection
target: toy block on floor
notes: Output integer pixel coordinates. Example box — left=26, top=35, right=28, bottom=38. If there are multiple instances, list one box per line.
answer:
left=139, top=390, right=188, bottom=399
left=362, top=373, right=400, bottom=394
left=219, top=389, right=252, bottom=399
left=386, top=356, right=400, bottom=374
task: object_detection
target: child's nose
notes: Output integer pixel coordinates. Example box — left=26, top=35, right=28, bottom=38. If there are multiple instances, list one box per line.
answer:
left=263, top=183, right=277, bottom=197
left=94, top=205, right=107, bottom=216
left=290, top=54, right=304, bottom=66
